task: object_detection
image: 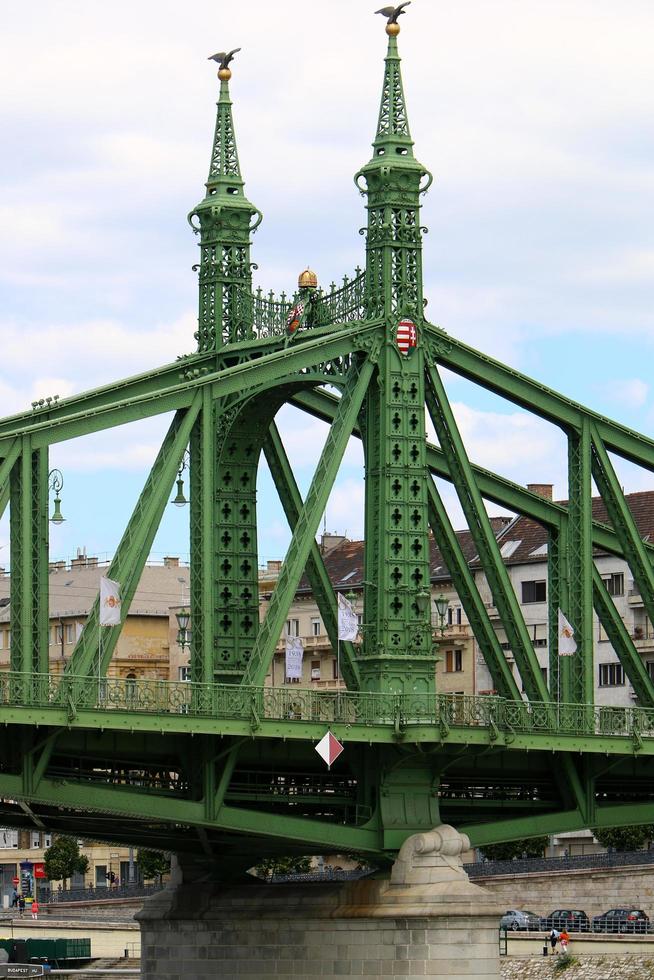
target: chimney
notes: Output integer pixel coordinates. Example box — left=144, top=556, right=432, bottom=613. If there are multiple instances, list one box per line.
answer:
left=266, top=560, right=282, bottom=574
left=320, top=533, right=346, bottom=553
left=163, top=556, right=180, bottom=568
left=527, top=484, right=553, bottom=501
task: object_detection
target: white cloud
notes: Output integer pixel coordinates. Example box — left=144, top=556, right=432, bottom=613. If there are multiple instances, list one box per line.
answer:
left=606, top=379, right=649, bottom=410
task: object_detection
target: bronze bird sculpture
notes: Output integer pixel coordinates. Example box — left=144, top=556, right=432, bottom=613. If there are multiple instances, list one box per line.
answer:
left=208, top=48, right=241, bottom=71
left=375, top=2, right=411, bottom=24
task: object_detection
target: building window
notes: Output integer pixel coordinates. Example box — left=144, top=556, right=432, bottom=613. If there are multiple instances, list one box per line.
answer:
left=541, top=667, right=548, bottom=685
left=599, top=663, right=625, bottom=687
left=65, top=624, right=74, bottom=644
left=522, top=580, right=546, bottom=604
left=311, top=619, right=321, bottom=637
left=602, top=573, right=624, bottom=597
left=284, top=675, right=300, bottom=684
left=6, top=631, right=10, bottom=648
left=285, top=619, right=299, bottom=637
left=445, top=649, right=463, bottom=672
left=648, top=662, right=654, bottom=682
left=178, top=666, right=191, bottom=682
left=311, top=660, right=321, bottom=681
left=55, top=624, right=63, bottom=646
left=332, top=658, right=339, bottom=680
left=0, top=829, right=18, bottom=848
left=31, top=832, right=40, bottom=848
left=44, top=834, right=52, bottom=848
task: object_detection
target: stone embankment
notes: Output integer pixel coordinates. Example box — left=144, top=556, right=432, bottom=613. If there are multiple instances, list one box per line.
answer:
left=502, top=955, right=654, bottom=979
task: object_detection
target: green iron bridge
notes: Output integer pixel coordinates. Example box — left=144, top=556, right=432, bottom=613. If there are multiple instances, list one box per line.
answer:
left=2, top=12, right=654, bottom=872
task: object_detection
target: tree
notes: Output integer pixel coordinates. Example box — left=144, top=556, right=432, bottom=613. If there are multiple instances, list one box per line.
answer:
left=591, top=825, right=654, bottom=852
left=253, top=855, right=313, bottom=879
left=43, top=836, right=89, bottom=886
left=480, top=836, right=549, bottom=861
left=137, top=849, right=171, bottom=882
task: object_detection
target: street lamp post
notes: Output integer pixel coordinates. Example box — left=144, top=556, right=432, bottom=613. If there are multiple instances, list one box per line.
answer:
left=48, top=469, right=65, bottom=525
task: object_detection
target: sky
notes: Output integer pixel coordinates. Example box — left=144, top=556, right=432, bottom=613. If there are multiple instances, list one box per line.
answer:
left=1, top=0, right=653, bottom=567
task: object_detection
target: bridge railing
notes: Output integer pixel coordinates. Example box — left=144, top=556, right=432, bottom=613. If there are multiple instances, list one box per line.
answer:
left=248, top=269, right=367, bottom=338
left=1, top=673, right=654, bottom=741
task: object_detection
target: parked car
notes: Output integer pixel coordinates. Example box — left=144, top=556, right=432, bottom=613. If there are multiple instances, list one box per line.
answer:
left=500, top=910, right=541, bottom=931
left=591, top=908, right=650, bottom=934
left=541, top=909, right=590, bottom=932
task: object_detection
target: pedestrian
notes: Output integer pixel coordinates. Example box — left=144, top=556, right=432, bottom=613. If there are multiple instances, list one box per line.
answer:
left=560, top=929, right=570, bottom=953
left=31, top=899, right=39, bottom=920
left=18, top=895, right=25, bottom=918
left=10, top=890, right=17, bottom=908
left=549, top=928, right=560, bottom=953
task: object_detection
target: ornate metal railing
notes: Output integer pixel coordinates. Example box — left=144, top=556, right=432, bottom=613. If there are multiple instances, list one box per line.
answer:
left=248, top=270, right=367, bottom=339
left=2, top=673, right=654, bottom=743
left=312, top=269, right=367, bottom=325
left=466, top=847, right=654, bottom=879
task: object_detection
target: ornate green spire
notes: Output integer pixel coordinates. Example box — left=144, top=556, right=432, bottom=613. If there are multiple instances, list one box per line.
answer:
left=189, top=52, right=262, bottom=352
left=356, top=11, right=435, bottom=695
left=355, top=17, right=432, bottom=321
left=373, top=34, right=413, bottom=156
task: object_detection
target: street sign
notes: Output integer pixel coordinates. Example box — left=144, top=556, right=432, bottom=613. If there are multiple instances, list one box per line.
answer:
left=10, top=877, right=18, bottom=886
left=0, top=967, right=45, bottom=977
left=315, top=731, right=344, bottom=769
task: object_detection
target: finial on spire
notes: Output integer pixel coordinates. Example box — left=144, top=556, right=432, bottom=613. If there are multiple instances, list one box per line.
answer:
left=208, top=48, right=241, bottom=81
left=375, top=2, right=410, bottom=35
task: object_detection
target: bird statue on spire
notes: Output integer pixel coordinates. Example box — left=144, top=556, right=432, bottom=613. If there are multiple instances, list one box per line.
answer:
left=208, top=48, right=241, bottom=81
left=376, top=2, right=411, bottom=34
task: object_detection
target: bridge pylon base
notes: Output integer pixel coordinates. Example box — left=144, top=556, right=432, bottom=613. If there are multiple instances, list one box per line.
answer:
left=137, top=826, right=503, bottom=979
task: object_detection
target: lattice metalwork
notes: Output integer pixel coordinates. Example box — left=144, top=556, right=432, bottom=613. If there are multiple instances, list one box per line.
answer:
left=1, top=16, right=654, bottom=863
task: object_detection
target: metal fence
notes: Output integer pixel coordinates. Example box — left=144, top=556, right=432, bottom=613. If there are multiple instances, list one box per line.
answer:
left=47, top=883, right=163, bottom=904
left=466, top=847, right=654, bottom=879
left=4, top=673, right=654, bottom=743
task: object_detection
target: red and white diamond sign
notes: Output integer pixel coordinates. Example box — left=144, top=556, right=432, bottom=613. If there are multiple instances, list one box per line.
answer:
left=315, top=731, right=344, bottom=769
left=396, top=318, right=417, bottom=356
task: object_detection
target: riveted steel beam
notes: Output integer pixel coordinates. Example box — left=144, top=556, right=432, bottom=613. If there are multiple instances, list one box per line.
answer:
left=426, top=477, right=521, bottom=701
left=263, top=421, right=361, bottom=690
left=425, top=361, right=550, bottom=702
left=435, top=328, right=654, bottom=470
left=290, top=387, right=642, bottom=561
left=67, top=397, right=202, bottom=678
left=243, top=355, right=377, bottom=687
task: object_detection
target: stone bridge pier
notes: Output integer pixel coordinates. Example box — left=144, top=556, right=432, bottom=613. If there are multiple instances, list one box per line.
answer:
left=137, top=826, right=503, bottom=979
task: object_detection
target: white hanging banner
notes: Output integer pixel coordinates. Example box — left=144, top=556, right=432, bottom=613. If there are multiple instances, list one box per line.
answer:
left=337, top=592, right=358, bottom=641
left=99, top=577, right=122, bottom=626
left=558, top=608, right=577, bottom=657
left=285, top=636, right=304, bottom=679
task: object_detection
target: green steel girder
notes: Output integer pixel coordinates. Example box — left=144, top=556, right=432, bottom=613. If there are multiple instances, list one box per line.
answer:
left=291, top=387, right=652, bottom=561
left=0, top=440, right=20, bottom=521
left=67, top=399, right=201, bottom=677
left=242, top=354, right=377, bottom=687
left=592, top=565, right=654, bottom=706
left=591, top=423, right=654, bottom=630
left=425, top=477, right=521, bottom=701
left=263, top=421, right=361, bottom=690
left=564, top=419, right=594, bottom=704
left=10, top=440, right=48, bottom=678
left=190, top=388, right=216, bottom=684
left=465, top=800, right=654, bottom=849
left=0, top=324, right=379, bottom=453
left=434, top=326, right=654, bottom=472
left=0, top=771, right=381, bottom=854
left=425, top=361, right=550, bottom=702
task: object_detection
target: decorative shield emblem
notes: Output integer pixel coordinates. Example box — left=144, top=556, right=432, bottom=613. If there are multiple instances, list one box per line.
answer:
left=396, top=318, right=417, bottom=355
left=286, top=302, right=305, bottom=335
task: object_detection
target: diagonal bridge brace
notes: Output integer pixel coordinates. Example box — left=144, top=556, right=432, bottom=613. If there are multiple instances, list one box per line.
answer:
left=242, top=354, right=377, bottom=687
left=263, top=421, right=361, bottom=690
left=67, top=395, right=202, bottom=678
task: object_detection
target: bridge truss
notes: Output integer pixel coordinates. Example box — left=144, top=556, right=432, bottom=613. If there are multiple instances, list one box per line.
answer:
left=1, top=16, right=654, bottom=870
